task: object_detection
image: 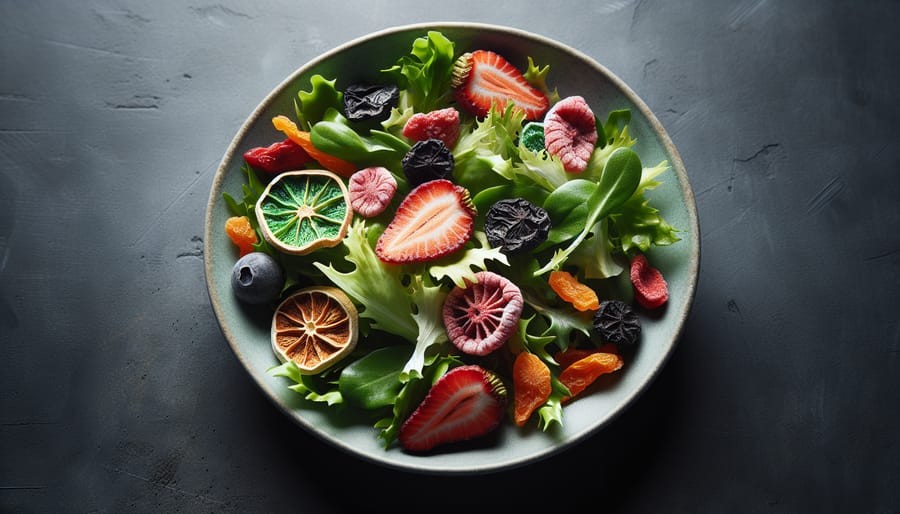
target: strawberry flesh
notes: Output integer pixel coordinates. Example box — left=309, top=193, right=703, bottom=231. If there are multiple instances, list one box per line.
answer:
left=375, top=179, right=475, bottom=263
left=630, top=254, right=669, bottom=309
left=402, top=107, right=461, bottom=148
left=399, top=365, right=507, bottom=452
left=451, top=50, right=549, bottom=120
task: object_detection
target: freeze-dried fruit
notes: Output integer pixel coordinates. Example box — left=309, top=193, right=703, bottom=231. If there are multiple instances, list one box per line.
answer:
left=348, top=166, right=397, bottom=218
left=559, top=351, right=624, bottom=402
left=272, top=115, right=356, bottom=177
left=484, top=198, right=551, bottom=254
left=593, top=300, right=641, bottom=348
left=442, top=271, right=524, bottom=356
left=231, top=251, right=285, bottom=305
left=630, top=254, right=669, bottom=309
left=451, top=50, right=549, bottom=120
left=401, top=138, right=455, bottom=187
left=543, top=95, right=598, bottom=173
left=343, top=83, right=399, bottom=122
left=402, top=107, right=461, bottom=148
left=225, top=215, right=258, bottom=257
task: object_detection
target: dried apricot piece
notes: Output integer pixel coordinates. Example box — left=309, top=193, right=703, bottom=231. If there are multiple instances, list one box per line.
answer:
left=548, top=270, right=600, bottom=311
left=559, top=352, right=624, bottom=402
left=271, top=286, right=359, bottom=374
left=513, top=352, right=551, bottom=427
left=225, top=215, right=258, bottom=257
left=553, top=343, right=618, bottom=370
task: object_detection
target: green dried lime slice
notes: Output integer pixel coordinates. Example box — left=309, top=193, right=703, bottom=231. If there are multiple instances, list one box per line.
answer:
left=255, top=169, right=352, bottom=255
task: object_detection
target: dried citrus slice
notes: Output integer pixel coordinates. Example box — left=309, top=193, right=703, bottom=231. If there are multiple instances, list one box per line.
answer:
left=271, top=286, right=359, bottom=374
left=255, top=169, right=352, bottom=255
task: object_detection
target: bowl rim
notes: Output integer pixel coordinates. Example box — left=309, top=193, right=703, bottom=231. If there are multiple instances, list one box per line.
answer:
left=204, top=21, right=700, bottom=475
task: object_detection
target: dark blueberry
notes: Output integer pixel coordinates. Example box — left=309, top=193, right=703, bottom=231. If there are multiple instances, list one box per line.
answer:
left=401, top=138, right=454, bottom=187
left=485, top=198, right=551, bottom=254
left=343, top=83, right=399, bottom=122
left=593, top=300, right=641, bottom=348
left=230, top=252, right=285, bottom=304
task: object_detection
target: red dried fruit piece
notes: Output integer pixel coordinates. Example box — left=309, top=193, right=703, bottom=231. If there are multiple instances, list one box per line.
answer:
left=402, top=107, right=461, bottom=148
left=348, top=166, right=397, bottom=218
left=543, top=96, right=598, bottom=173
left=559, top=352, right=624, bottom=402
left=242, top=138, right=312, bottom=175
left=513, top=352, right=551, bottom=427
left=451, top=50, right=549, bottom=120
left=630, top=254, right=669, bottom=309
left=399, top=365, right=508, bottom=452
left=443, top=271, right=524, bottom=356
left=375, top=179, right=475, bottom=263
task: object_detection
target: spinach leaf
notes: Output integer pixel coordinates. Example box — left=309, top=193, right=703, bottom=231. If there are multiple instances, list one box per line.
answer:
left=339, top=345, right=413, bottom=410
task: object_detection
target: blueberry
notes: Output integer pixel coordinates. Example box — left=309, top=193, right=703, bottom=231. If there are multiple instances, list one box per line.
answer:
left=230, top=252, right=285, bottom=304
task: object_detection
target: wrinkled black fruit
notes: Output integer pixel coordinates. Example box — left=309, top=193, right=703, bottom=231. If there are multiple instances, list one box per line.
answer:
left=401, top=139, right=454, bottom=186
left=593, top=300, right=641, bottom=347
left=485, top=198, right=551, bottom=254
left=343, top=83, right=399, bottom=122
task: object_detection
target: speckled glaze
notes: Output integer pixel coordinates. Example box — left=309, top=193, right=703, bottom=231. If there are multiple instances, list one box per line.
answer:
left=204, top=22, right=699, bottom=475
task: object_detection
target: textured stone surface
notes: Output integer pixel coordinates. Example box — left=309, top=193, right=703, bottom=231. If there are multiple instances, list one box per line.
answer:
left=2, top=1, right=898, bottom=512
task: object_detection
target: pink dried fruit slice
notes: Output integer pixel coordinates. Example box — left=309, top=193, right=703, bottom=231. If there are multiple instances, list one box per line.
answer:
left=442, top=271, right=524, bottom=356
left=348, top=166, right=397, bottom=218
left=543, top=95, right=598, bottom=173
left=630, top=254, right=669, bottom=309
left=402, top=107, right=461, bottom=148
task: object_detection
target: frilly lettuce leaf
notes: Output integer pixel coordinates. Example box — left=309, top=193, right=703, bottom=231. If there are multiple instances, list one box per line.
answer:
left=452, top=103, right=526, bottom=191
left=295, top=75, right=343, bottom=130
left=402, top=274, right=448, bottom=381
left=381, top=30, right=456, bottom=113
left=427, top=231, right=509, bottom=288
left=313, top=219, right=418, bottom=342
left=269, top=361, right=343, bottom=405
left=609, top=160, right=682, bottom=254
left=523, top=56, right=561, bottom=106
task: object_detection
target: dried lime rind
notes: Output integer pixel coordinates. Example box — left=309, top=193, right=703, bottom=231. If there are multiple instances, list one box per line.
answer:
left=255, top=169, right=352, bottom=255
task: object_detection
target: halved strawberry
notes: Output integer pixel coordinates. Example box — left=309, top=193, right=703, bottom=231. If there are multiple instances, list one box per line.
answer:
left=451, top=50, right=550, bottom=120
left=375, top=179, right=475, bottom=263
left=399, top=365, right=508, bottom=452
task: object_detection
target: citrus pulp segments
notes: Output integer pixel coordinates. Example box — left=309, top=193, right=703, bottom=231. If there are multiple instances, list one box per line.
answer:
left=255, top=169, right=352, bottom=255
left=271, top=286, right=359, bottom=374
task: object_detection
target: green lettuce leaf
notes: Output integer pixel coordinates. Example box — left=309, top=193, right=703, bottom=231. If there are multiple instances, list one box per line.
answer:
left=269, top=361, right=343, bottom=405
left=608, top=160, right=682, bottom=254
left=427, top=231, right=509, bottom=288
left=295, top=75, right=343, bottom=130
left=381, top=30, right=456, bottom=113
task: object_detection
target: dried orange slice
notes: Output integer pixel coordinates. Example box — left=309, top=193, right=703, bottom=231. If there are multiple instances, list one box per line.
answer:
left=255, top=169, right=352, bottom=255
left=271, top=286, right=359, bottom=374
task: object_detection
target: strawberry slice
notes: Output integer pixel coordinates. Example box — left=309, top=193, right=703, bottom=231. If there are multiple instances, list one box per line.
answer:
left=402, top=107, right=461, bottom=148
left=399, top=365, right=508, bottom=452
left=451, top=50, right=549, bottom=120
left=375, top=179, right=475, bottom=263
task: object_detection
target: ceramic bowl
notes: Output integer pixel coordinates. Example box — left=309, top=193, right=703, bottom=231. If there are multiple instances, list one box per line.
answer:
left=204, top=22, right=699, bottom=475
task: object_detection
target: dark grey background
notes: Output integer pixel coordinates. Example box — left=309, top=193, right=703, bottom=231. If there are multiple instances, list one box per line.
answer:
left=2, top=0, right=898, bottom=512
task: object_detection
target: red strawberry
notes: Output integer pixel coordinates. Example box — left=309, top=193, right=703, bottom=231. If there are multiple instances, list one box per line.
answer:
left=375, top=179, right=475, bottom=263
left=402, top=107, right=461, bottom=148
left=451, top=50, right=549, bottom=120
left=630, top=254, right=669, bottom=309
left=399, top=365, right=508, bottom=452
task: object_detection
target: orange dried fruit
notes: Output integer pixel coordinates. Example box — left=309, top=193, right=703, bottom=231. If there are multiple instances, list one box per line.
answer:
left=271, top=286, right=359, bottom=374
left=559, top=352, right=624, bottom=402
left=553, top=343, right=618, bottom=369
left=548, top=270, right=600, bottom=311
left=225, top=215, right=258, bottom=257
left=512, top=352, right=552, bottom=427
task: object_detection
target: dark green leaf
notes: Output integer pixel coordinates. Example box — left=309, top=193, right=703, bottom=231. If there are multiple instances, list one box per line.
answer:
left=339, top=345, right=412, bottom=410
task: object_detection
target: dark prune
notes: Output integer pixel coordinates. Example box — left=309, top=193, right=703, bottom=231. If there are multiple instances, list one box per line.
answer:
left=485, top=198, right=551, bottom=254
left=593, top=300, right=641, bottom=348
left=401, top=139, right=454, bottom=187
left=343, top=83, right=399, bottom=122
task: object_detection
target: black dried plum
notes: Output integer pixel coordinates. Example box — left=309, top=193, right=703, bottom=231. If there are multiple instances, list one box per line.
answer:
left=593, top=300, right=641, bottom=348
left=485, top=198, right=551, bottom=254
left=401, top=139, right=454, bottom=186
left=343, top=83, right=399, bottom=122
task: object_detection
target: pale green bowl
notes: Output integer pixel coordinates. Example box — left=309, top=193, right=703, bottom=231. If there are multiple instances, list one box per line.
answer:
left=204, top=22, right=700, bottom=475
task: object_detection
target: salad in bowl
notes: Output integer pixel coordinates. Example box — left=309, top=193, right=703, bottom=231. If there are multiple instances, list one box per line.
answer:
left=205, top=23, right=698, bottom=474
